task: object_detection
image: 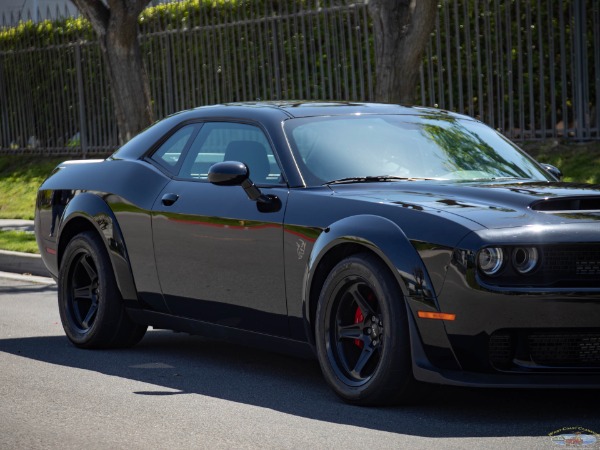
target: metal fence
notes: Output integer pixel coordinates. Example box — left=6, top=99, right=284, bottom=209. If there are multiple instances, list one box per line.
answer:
left=0, top=0, right=598, bottom=156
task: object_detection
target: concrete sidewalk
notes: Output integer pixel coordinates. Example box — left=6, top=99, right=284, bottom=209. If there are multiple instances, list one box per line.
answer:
left=0, top=219, right=34, bottom=232
left=0, top=219, right=50, bottom=277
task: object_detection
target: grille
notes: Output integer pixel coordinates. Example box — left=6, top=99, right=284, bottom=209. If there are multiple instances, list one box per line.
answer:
left=488, top=331, right=600, bottom=370
left=489, top=333, right=512, bottom=367
left=543, top=246, right=600, bottom=278
left=528, top=333, right=600, bottom=366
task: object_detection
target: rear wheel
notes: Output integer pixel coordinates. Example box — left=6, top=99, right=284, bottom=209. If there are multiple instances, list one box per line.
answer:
left=58, top=231, right=146, bottom=348
left=315, top=253, right=418, bottom=405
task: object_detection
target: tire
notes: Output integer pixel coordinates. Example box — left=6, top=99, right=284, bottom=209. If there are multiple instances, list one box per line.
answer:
left=58, top=231, right=147, bottom=349
left=315, top=253, right=418, bottom=405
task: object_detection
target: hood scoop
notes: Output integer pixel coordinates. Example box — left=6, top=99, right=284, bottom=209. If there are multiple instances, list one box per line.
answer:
left=531, top=196, right=600, bottom=212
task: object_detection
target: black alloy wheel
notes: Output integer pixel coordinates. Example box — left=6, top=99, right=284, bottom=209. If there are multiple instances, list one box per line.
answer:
left=315, top=253, right=418, bottom=405
left=67, top=249, right=100, bottom=334
left=58, top=231, right=147, bottom=349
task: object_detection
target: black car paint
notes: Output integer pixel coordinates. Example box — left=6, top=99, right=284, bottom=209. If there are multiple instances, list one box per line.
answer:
left=35, top=102, right=600, bottom=388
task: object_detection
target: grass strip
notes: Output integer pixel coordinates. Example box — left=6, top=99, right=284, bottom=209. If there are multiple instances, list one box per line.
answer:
left=0, top=155, right=66, bottom=220
left=0, top=230, right=39, bottom=254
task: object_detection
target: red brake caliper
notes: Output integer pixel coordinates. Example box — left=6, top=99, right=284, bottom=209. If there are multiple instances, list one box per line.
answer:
left=354, top=307, right=364, bottom=348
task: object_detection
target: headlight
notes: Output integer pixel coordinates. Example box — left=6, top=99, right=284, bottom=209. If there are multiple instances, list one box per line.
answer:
left=477, top=247, right=504, bottom=275
left=512, top=247, right=539, bottom=274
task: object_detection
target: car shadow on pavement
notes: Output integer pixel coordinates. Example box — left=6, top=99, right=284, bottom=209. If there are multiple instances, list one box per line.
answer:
left=0, top=328, right=598, bottom=438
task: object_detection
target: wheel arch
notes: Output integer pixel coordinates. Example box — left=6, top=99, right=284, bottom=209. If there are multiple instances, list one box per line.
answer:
left=58, top=193, right=138, bottom=302
left=303, top=215, right=438, bottom=346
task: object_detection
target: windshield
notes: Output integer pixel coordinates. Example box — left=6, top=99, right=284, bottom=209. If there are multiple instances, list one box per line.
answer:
left=283, top=114, right=553, bottom=185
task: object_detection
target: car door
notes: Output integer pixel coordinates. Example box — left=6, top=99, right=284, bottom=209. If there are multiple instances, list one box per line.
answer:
left=150, top=121, right=290, bottom=337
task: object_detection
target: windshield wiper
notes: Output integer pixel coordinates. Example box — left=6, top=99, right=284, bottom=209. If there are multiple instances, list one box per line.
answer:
left=464, top=176, right=529, bottom=182
left=324, top=176, right=436, bottom=185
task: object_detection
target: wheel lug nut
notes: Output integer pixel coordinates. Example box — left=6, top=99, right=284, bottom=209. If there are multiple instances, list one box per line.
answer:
left=366, top=327, right=372, bottom=334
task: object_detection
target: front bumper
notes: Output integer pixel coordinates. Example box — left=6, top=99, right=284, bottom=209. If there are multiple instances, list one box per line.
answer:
left=406, top=255, right=600, bottom=386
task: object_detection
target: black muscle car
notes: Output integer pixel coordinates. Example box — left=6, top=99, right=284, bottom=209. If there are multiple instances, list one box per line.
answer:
left=35, top=102, right=600, bottom=405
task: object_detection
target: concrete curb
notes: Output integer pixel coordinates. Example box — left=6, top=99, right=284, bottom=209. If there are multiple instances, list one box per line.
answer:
left=0, top=249, right=51, bottom=278
left=0, top=270, right=55, bottom=285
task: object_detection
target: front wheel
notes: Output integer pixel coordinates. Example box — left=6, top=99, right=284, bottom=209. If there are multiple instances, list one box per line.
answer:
left=315, top=253, right=418, bottom=405
left=58, top=231, right=147, bottom=349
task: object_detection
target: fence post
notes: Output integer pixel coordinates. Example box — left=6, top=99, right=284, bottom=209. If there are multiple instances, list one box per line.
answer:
left=573, top=0, right=587, bottom=139
left=75, top=44, right=88, bottom=158
left=0, top=55, right=9, bottom=148
left=271, top=16, right=282, bottom=99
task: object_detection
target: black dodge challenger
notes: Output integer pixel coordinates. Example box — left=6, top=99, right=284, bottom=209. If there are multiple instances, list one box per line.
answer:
left=35, top=102, right=600, bottom=405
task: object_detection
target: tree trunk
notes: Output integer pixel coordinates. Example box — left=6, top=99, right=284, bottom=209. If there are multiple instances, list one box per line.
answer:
left=368, top=0, right=438, bottom=105
left=71, top=0, right=152, bottom=144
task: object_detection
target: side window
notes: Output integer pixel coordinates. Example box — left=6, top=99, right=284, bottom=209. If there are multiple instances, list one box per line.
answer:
left=150, top=125, right=196, bottom=171
left=178, top=122, right=283, bottom=185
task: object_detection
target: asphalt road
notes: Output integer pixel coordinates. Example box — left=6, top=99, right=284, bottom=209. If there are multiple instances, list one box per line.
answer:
left=1, top=274, right=599, bottom=450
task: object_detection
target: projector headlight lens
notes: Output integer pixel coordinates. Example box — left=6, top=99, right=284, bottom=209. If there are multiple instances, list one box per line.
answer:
left=512, top=247, right=539, bottom=274
left=477, top=247, right=504, bottom=275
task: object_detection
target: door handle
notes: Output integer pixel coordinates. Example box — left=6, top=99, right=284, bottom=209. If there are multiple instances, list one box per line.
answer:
left=161, top=193, right=179, bottom=206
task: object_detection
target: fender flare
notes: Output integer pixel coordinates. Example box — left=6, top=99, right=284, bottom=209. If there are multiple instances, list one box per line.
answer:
left=58, top=192, right=138, bottom=302
left=303, top=215, right=438, bottom=338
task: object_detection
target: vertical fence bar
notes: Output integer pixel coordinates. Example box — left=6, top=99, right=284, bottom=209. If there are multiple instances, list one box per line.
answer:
left=463, top=1, right=474, bottom=117
left=515, top=0, right=526, bottom=137
left=346, top=4, right=357, bottom=101
left=323, top=1, right=334, bottom=99
left=443, top=2, right=454, bottom=111
left=453, top=0, right=464, bottom=114
left=568, top=3, right=576, bottom=138
left=353, top=4, right=365, bottom=101
left=504, top=0, right=514, bottom=138
left=299, top=4, right=311, bottom=99
left=279, top=0, right=293, bottom=99
left=537, top=0, right=547, bottom=138
left=493, top=0, right=504, bottom=131
left=473, top=1, right=484, bottom=121
left=0, top=54, right=8, bottom=148
left=435, top=10, right=444, bottom=109
left=75, top=44, right=88, bottom=158
left=483, top=0, right=494, bottom=128
left=558, top=0, right=569, bottom=136
left=271, top=14, right=282, bottom=99
left=594, top=0, right=600, bottom=137
left=547, top=0, right=557, bottom=137
left=255, top=1, right=268, bottom=100
left=573, top=0, right=586, bottom=139
left=525, top=1, right=535, bottom=137
left=314, top=4, right=326, bottom=99
left=362, top=3, right=373, bottom=101
left=230, top=4, right=241, bottom=102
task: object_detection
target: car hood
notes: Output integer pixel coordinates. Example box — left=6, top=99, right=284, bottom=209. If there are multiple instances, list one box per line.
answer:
left=329, top=181, right=600, bottom=229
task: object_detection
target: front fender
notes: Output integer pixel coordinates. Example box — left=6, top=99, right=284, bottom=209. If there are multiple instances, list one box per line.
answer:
left=303, top=214, right=461, bottom=370
left=58, top=192, right=138, bottom=302
left=305, top=214, right=437, bottom=306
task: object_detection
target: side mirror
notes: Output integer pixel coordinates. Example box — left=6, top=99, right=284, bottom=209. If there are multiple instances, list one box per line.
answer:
left=208, top=161, right=281, bottom=213
left=540, top=163, right=563, bottom=180
left=207, top=161, right=249, bottom=186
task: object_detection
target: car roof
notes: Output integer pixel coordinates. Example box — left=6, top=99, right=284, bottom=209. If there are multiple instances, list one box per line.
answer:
left=111, top=101, right=472, bottom=161
left=201, top=101, right=468, bottom=120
